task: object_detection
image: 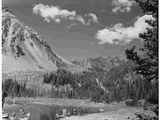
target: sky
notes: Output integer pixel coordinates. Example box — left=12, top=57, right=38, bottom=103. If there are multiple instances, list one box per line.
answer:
left=3, top=0, right=152, bottom=60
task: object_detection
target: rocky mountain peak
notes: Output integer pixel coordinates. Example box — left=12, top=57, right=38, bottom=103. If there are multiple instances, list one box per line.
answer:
left=2, top=8, right=80, bottom=74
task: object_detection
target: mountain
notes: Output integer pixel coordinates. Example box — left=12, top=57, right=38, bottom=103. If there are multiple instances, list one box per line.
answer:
left=2, top=8, right=81, bottom=74
left=72, top=56, right=126, bottom=72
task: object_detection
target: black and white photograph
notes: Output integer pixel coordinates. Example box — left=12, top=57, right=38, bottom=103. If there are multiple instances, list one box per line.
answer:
left=2, top=0, right=159, bottom=120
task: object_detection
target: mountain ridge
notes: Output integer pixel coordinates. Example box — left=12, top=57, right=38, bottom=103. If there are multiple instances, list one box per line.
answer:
left=2, top=8, right=82, bottom=74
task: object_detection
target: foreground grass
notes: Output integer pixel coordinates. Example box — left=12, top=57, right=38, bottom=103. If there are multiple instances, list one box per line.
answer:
left=5, top=97, right=109, bottom=117
left=5, top=97, right=156, bottom=120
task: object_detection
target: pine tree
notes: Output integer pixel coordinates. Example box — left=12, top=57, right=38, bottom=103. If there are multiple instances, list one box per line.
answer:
left=125, top=0, right=158, bottom=103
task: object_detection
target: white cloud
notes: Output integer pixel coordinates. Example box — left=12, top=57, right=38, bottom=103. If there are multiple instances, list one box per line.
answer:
left=95, top=15, right=154, bottom=45
left=112, top=0, right=135, bottom=13
left=33, top=4, right=77, bottom=23
left=33, top=4, right=99, bottom=26
left=86, top=13, right=99, bottom=25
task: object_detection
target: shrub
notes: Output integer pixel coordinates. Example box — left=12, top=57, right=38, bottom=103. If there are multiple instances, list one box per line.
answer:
left=2, top=79, right=36, bottom=97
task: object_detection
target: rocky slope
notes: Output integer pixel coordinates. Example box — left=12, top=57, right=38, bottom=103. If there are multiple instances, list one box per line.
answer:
left=72, top=56, right=126, bottom=72
left=2, top=8, right=81, bottom=74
